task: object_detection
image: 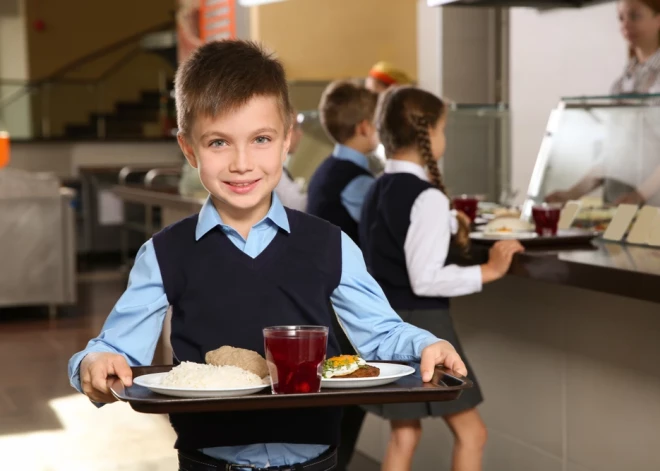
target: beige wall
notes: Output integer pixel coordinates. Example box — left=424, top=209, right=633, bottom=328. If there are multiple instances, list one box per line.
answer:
left=24, top=0, right=176, bottom=80
left=250, top=0, right=417, bottom=81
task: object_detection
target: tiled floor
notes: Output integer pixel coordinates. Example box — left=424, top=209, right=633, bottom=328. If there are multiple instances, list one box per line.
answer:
left=0, top=270, right=379, bottom=471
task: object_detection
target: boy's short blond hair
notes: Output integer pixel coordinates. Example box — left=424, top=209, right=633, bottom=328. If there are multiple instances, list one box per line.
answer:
left=318, top=80, right=378, bottom=144
left=174, top=40, right=292, bottom=137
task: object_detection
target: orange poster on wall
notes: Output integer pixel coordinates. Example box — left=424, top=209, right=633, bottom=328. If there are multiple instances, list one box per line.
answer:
left=199, top=0, right=236, bottom=42
left=176, top=0, right=236, bottom=65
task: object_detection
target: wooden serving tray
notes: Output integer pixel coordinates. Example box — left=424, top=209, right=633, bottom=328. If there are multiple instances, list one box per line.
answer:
left=110, top=362, right=472, bottom=414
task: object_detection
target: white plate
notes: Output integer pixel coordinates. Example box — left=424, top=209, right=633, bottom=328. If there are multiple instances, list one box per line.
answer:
left=321, top=362, right=415, bottom=389
left=133, top=373, right=270, bottom=398
left=470, top=231, right=538, bottom=241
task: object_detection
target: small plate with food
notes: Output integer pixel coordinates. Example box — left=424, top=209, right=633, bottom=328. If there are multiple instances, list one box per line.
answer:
left=134, top=346, right=271, bottom=398
left=472, top=217, right=537, bottom=240
left=134, top=362, right=270, bottom=398
left=321, top=355, right=415, bottom=389
left=470, top=231, right=538, bottom=241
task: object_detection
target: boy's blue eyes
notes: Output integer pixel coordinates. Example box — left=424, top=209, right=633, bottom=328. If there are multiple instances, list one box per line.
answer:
left=208, top=136, right=272, bottom=147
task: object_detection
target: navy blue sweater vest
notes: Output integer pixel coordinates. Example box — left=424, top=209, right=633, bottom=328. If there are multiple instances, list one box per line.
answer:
left=152, top=208, right=343, bottom=450
left=306, top=156, right=371, bottom=246
left=360, top=173, right=450, bottom=311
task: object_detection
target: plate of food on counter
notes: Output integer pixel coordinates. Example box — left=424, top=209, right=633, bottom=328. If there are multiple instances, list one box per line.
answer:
left=471, top=217, right=537, bottom=241
left=572, top=206, right=616, bottom=233
left=476, top=203, right=521, bottom=221
left=321, top=355, right=415, bottom=389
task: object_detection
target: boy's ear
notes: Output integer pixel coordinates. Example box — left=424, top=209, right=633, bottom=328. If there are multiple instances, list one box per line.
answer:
left=177, top=133, right=198, bottom=169
left=357, top=119, right=374, bottom=138
left=282, top=124, right=293, bottom=162
left=356, top=120, right=366, bottom=138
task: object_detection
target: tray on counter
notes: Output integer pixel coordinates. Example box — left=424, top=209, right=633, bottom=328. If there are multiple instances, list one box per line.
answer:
left=470, top=229, right=598, bottom=248
left=110, top=361, right=472, bottom=414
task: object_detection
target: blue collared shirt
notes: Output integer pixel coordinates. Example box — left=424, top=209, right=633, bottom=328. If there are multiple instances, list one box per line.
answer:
left=68, top=193, right=439, bottom=468
left=332, top=144, right=375, bottom=222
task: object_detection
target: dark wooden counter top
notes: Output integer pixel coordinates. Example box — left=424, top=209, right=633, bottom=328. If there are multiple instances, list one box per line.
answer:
left=508, top=241, right=660, bottom=303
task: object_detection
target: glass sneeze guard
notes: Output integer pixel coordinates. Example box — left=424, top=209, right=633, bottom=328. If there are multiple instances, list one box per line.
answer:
left=522, top=93, right=660, bottom=220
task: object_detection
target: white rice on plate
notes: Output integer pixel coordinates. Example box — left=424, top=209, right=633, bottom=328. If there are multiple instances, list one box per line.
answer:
left=161, top=361, right=266, bottom=389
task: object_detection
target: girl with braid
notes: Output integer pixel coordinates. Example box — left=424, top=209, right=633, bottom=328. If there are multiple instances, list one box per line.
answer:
left=359, top=86, right=524, bottom=471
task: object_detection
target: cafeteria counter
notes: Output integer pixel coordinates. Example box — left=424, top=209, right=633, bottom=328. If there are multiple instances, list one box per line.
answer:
left=358, top=240, right=660, bottom=471
left=510, top=241, right=660, bottom=304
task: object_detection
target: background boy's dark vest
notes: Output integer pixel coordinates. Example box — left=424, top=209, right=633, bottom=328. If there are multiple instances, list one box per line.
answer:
left=152, top=209, right=343, bottom=450
left=306, top=156, right=372, bottom=247
left=360, top=173, right=467, bottom=311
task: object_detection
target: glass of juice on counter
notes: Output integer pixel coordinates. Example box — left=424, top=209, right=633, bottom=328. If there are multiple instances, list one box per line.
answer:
left=532, top=203, right=562, bottom=236
left=452, top=194, right=480, bottom=222
left=263, top=325, right=328, bottom=394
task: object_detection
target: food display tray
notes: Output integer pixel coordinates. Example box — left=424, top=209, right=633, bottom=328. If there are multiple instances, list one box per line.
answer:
left=470, top=229, right=598, bottom=248
left=110, top=362, right=472, bottom=414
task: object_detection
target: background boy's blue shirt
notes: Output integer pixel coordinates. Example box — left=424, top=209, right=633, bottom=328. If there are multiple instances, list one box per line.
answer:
left=68, top=193, right=439, bottom=468
left=332, top=144, right=375, bottom=222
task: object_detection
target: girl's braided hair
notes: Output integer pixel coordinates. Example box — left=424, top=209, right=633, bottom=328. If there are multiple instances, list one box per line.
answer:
left=376, top=86, right=470, bottom=251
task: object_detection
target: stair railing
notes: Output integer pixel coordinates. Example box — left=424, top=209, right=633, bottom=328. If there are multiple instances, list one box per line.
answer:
left=0, top=20, right=175, bottom=139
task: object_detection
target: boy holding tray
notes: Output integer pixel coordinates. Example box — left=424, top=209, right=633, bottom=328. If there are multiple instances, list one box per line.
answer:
left=68, top=40, right=467, bottom=471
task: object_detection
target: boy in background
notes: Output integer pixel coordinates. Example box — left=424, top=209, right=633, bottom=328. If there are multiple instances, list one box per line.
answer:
left=306, top=81, right=379, bottom=247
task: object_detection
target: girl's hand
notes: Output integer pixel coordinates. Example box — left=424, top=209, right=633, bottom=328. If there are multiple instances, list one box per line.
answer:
left=455, top=210, right=471, bottom=228
left=481, top=240, right=524, bottom=283
left=420, top=340, right=467, bottom=382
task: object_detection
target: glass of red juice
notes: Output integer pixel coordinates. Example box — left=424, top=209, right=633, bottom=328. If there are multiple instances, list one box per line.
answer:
left=532, top=203, right=562, bottom=236
left=452, top=195, right=480, bottom=222
left=263, top=325, right=329, bottom=394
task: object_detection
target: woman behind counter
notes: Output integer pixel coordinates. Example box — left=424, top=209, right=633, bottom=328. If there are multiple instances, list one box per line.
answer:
left=611, top=0, right=660, bottom=94
left=547, top=0, right=660, bottom=206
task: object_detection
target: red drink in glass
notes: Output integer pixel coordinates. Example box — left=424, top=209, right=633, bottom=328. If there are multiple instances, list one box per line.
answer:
left=532, top=204, right=561, bottom=236
left=263, top=326, right=328, bottom=394
left=452, top=195, right=479, bottom=222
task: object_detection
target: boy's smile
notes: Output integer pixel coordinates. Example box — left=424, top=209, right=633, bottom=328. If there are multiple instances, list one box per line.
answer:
left=178, top=95, right=291, bottom=233
left=224, top=178, right=262, bottom=194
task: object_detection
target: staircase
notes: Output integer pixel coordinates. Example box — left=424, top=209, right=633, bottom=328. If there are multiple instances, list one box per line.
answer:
left=64, top=87, right=175, bottom=139
left=64, top=29, right=177, bottom=140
